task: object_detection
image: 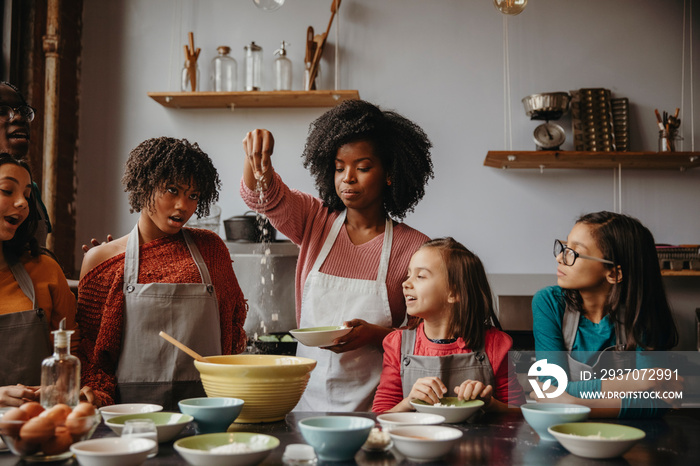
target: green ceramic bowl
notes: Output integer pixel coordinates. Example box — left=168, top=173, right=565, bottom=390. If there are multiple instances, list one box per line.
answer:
left=174, top=432, right=279, bottom=466
left=410, top=397, right=484, bottom=423
left=105, top=412, right=193, bottom=443
left=548, top=422, right=646, bottom=459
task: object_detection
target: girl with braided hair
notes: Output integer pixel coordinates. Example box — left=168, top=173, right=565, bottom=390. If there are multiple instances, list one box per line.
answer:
left=78, top=137, right=247, bottom=409
left=241, top=99, right=434, bottom=412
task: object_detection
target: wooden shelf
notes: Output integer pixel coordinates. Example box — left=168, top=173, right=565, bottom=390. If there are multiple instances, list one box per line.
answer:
left=661, top=269, right=700, bottom=277
left=484, top=151, right=700, bottom=170
left=147, top=90, right=360, bottom=109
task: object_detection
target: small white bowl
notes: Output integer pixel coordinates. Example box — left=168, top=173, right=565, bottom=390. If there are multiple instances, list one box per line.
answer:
left=71, top=437, right=156, bottom=466
left=388, top=425, right=463, bottom=462
left=410, top=397, right=484, bottom=423
left=377, top=412, right=445, bottom=432
left=105, top=412, right=192, bottom=443
left=174, top=432, right=279, bottom=466
left=289, top=326, right=352, bottom=347
left=548, top=422, right=646, bottom=459
left=99, top=404, right=163, bottom=422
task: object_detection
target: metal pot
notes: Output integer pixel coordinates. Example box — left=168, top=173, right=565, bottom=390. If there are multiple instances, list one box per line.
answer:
left=522, top=92, right=571, bottom=120
left=223, top=211, right=277, bottom=242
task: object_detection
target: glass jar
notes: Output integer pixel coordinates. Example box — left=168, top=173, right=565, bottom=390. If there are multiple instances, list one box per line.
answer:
left=210, top=46, right=237, bottom=92
left=181, top=60, right=200, bottom=92
left=274, top=41, right=292, bottom=91
left=244, top=41, right=263, bottom=91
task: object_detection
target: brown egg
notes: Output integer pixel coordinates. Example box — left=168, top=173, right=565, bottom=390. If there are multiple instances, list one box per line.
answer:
left=42, top=404, right=72, bottom=426
left=19, top=401, right=45, bottom=418
left=41, top=428, right=73, bottom=456
left=19, top=416, right=56, bottom=443
left=0, top=407, right=29, bottom=437
left=65, top=403, right=96, bottom=436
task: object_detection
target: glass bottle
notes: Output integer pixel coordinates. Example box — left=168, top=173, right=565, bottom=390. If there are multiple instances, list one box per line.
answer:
left=244, top=41, right=263, bottom=91
left=181, top=60, right=200, bottom=92
left=210, top=46, right=237, bottom=92
left=40, top=318, right=80, bottom=408
left=274, top=41, right=292, bottom=91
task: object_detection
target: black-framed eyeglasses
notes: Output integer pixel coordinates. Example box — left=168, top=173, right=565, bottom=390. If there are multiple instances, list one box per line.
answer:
left=553, top=239, right=614, bottom=266
left=0, top=105, right=35, bottom=122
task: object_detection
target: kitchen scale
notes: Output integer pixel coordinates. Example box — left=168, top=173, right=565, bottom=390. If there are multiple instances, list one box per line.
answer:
left=522, top=92, right=571, bottom=150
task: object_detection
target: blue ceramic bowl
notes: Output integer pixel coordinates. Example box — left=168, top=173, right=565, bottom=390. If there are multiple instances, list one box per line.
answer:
left=520, top=403, right=591, bottom=441
left=178, top=398, right=244, bottom=434
left=297, top=416, right=374, bottom=461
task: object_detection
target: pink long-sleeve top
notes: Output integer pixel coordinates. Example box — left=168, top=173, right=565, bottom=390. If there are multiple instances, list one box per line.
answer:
left=372, top=323, right=526, bottom=413
left=240, top=172, right=429, bottom=327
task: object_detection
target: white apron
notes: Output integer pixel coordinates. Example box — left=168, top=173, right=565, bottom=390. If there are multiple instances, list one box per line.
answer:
left=115, top=224, right=221, bottom=410
left=295, top=210, right=393, bottom=412
left=0, top=262, right=51, bottom=386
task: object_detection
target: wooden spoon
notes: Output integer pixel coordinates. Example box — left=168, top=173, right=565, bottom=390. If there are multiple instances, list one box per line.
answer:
left=307, top=0, right=341, bottom=89
left=159, top=331, right=209, bottom=363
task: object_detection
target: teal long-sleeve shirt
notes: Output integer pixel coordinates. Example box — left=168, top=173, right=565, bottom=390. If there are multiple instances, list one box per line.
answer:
left=532, top=286, right=666, bottom=418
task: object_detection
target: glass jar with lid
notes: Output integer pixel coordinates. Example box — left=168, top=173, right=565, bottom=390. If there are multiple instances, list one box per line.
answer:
left=210, top=46, right=237, bottom=92
left=244, top=41, right=263, bottom=91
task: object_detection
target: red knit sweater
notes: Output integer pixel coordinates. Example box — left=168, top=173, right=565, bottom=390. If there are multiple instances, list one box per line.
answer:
left=76, top=228, right=247, bottom=406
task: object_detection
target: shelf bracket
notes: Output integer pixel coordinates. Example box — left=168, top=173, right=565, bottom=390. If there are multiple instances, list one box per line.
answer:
left=539, top=164, right=545, bottom=174
left=228, top=103, right=236, bottom=112
left=165, top=96, right=173, bottom=103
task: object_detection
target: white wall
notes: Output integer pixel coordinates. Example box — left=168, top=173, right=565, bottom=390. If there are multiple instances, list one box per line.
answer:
left=77, top=1, right=700, bottom=347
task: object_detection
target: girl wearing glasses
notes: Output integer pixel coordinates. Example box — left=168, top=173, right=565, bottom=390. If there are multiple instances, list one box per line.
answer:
left=532, top=211, right=680, bottom=418
left=372, top=237, right=525, bottom=413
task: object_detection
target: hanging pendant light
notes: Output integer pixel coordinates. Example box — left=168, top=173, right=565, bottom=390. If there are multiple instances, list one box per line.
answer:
left=493, top=0, right=527, bottom=16
left=253, top=0, right=285, bottom=12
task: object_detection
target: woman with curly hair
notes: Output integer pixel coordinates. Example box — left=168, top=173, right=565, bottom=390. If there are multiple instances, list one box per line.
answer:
left=0, top=155, right=79, bottom=406
left=78, top=137, right=247, bottom=409
left=241, top=99, right=434, bottom=412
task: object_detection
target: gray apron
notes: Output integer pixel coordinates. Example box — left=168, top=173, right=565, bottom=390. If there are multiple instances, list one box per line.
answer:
left=0, top=262, right=51, bottom=386
left=400, top=328, right=495, bottom=399
left=115, top=225, right=221, bottom=410
left=562, top=307, right=632, bottom=382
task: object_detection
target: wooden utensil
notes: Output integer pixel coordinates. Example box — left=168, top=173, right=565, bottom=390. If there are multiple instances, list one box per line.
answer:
left=307, top=0, right=341, bottom=89
left=182, top=31, right=201, bottom=92
left=159, top=331, right=209, bottom=363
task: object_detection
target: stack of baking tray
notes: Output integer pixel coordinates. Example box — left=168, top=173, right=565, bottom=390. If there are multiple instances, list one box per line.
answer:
left=611, top=98, right=630, bottom=151
left=571, top=88, right=618, bottom=151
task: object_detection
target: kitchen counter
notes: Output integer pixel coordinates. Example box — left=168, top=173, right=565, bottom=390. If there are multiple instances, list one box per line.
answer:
left=2, top=410, right=699, bottom=465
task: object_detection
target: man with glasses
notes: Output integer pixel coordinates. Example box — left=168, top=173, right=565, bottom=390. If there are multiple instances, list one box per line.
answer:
left=0, top=81, right=51, bottom=246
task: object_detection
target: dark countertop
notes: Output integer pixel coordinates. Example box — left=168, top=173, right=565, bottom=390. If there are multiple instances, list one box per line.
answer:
left=2, top=410, right=699, bottom=465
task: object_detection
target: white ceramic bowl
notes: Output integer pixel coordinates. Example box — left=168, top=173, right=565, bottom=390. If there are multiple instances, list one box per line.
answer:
left=174, top=432, right=279, bottom=466
left=98, top=404, right=163, bottom=422
left=376, top=412, right=445, bottom=432
left=105, top=412, right=192, bottom=443
left=548, top=422, right=646, bottom=459
left=70, top=437, right=156, bottom=466
left=289, top=326, right=351, bottom=347
left=520, top=403, right=591, bottom=441
left=388, top=425, right=463, bottom=462
left=410, top=397, right=484, bottom=423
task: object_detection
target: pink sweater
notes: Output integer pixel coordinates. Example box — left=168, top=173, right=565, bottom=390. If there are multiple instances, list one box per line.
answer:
left=240, top=173, right=429, bottom=327
left=372, top=323, right=526, bottom=413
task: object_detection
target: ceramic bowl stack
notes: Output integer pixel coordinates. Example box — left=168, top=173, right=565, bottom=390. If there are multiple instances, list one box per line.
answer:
left=520, top=403, right=591, bottom=441
left=297, top=416, right=374, bottom=462
left=174, top=432, right=279, bottom=466
left=194, top=354, right=317, bottom=423
left=105, top=412, right=192, bottom=443
left=410, top=397, right=484, bottom=423
left=548, top=422, right=646, bottom=459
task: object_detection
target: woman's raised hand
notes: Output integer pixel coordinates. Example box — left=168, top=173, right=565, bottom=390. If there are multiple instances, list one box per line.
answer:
left=242, top=129, right=275, bottom=190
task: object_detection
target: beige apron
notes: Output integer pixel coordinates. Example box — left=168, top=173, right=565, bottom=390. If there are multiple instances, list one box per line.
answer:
left=115, top=225, right=221, bottom=410
left=399, top=327, right=495, bottom=399
left=295, top=210, right=393, bottom=412
left=562, top=307, right=631, bottom=382
left=0, top=262, right=51, bottom=386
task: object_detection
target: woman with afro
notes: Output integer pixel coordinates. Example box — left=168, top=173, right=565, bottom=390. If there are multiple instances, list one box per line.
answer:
left=78, top=137, right=247, bottom=409
left=241, top=99, right=434, bottom=412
